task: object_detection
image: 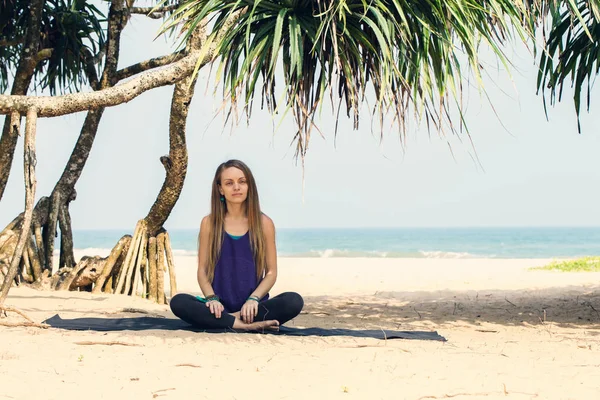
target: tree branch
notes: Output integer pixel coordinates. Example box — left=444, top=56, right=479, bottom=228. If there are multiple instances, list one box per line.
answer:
left=100, top=0, right=128, bottom=88
left=131, top=5, right=179, bottom=19
left=0, top=320, right=49, bottom=328
left=0, top=51, right=202, bottom=117
left=34, top=48, right=53, bottom=65
left=0, top=37, right=25, bottom=47
left=0, top=11, right=243, bottom=118
left=116, top=51, right=184, bottom=81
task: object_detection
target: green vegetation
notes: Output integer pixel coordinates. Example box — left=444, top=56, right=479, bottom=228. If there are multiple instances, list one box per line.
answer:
left=531, top=257, right=600, bottom=272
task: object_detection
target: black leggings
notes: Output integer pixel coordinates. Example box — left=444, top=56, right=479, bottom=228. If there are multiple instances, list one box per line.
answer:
left=170, top=292, right=304, bottom=330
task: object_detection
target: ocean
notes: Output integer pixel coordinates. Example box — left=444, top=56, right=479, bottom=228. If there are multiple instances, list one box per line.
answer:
left=71, top=227, right=600, bottom=259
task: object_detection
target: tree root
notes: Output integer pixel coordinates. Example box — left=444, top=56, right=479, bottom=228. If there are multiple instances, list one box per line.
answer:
left=156, top=232, right=166, bottom=305
left=57, top=257, right=90, bottom=291
left=92, top=235, right=131, bottom=294
left=0, top=214, right=178, bottom=304
left=125, top=223, right=147, bottom=295
left=164, top=232, right=177, bottom=297
left=27, top=234, right=42, bottom=281
left=99, top=224, right=177, bottom=303
left=148, top=236, right=158, bottom=301
left=115, top=220, right=145, bottom=294
left=68, top=256, right=105, bottom=290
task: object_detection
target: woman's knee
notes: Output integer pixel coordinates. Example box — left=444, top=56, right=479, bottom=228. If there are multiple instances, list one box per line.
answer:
left=283, top=292, right=304, bottom=314
left=170, top=293, right=193, bottom=314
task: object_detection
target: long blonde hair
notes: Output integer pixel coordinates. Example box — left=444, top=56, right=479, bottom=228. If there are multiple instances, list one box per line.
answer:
left=202, top=160, right=266, bottom=282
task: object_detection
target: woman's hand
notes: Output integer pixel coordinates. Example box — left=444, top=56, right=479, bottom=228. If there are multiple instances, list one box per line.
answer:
left=240, top=299, right=259, bottom=323
left=206, top=300, right=224, bottom=318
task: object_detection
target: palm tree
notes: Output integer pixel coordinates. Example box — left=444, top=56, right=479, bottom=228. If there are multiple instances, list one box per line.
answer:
left=0, top=0, right=106, bottom=303
left=0, top=0, right=207, bottom=305
left=0, top=0, right=106, bottom=200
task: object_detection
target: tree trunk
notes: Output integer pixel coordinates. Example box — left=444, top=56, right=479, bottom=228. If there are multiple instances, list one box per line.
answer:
left=0, top=108, right=37, bottom=304
left=0, top=7, right=210, bottom=301
left=37, top=0, right=125, bottom=277
left=0, top=0, right=46, bottom=201
left=0, top=1, right=129, bottom=295
left=58, top=204, right=75, bottom=269
left=129, top=28, right=205, bottom=303
left=144, top=28, right=204, bottom=237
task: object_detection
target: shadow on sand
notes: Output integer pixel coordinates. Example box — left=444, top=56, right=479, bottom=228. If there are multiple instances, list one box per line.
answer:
left=298, top=284, right=600, bottom=331
left=7, top=284, right=600, bottom=332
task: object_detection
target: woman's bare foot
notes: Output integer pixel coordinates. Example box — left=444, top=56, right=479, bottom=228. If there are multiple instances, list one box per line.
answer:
left=232, top=318, right=279, bottom=331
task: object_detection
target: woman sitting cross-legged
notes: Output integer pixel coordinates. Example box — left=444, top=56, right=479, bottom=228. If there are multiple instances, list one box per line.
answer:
left=170, top=159, right=304, bottom=331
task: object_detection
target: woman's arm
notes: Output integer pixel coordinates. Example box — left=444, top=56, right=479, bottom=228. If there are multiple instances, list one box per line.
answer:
left=250, top=214, right=278, bottom=299
left=197, top=215, right=217, bottom=297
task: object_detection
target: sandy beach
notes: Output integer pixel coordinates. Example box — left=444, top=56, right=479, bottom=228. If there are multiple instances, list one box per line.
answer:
left=2, top=256, right=600, bottom=400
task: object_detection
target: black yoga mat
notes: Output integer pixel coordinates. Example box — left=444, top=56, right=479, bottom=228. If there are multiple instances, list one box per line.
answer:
left=43, top=314, right=446, bottom=341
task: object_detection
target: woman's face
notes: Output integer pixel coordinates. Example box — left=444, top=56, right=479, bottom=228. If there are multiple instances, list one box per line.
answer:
left=219, top=167, right=248, bottom=204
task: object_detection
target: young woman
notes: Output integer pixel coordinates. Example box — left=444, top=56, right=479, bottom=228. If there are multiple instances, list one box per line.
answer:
left=170, top=159, right=304, bottom=331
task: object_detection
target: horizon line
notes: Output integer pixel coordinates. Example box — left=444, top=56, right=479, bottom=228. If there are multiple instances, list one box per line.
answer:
left=71, top=225, right=600, bottom=231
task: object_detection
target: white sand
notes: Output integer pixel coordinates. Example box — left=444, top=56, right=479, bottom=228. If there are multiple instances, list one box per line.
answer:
left=2, top=256, right=600, bottom=399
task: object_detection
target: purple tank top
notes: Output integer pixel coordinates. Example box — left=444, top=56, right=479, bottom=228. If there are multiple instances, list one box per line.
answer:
left=211, top=232, right=269, bottom=312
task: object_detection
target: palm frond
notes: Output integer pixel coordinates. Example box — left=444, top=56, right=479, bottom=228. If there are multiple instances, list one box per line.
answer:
left=163, top=0, right=534, bottom=159
left=0, top=0, right=28, bottom=92
left=534, top=0, right=599, bottom=132
left=0, top=0, right=106, bottom=95
left=35, top=0, right=107, bottom=95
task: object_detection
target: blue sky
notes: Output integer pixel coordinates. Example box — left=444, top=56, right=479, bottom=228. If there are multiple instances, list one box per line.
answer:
left=1, top=7, right=599, bottom=230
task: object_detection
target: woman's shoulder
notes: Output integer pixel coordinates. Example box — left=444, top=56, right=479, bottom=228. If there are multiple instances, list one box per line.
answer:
left=261, top=213, right=275, bottom=232
left=200, top=214, right=212, bottom=231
